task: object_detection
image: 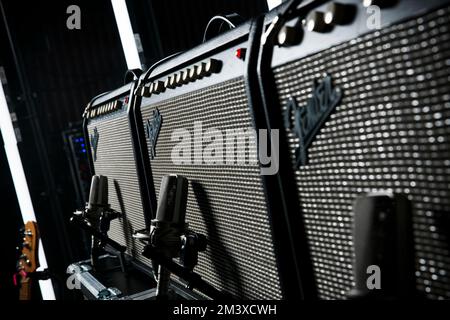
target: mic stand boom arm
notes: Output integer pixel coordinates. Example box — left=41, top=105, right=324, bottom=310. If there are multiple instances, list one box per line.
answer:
left=141, top=243, right=230, bottom=301
left=71, top=214, right=128, bottom=272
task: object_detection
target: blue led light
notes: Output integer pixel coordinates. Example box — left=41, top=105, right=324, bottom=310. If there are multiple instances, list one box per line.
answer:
left=81, top=144, right=85, bottom=147
left=82, top=149, right=86, bottom=153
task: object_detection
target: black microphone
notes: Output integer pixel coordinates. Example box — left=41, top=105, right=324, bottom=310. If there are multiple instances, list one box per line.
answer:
left=78, top=175, right=120, bottom=267
left=155, top=175, right=188, bottom=223
left=151, top=175, right=188, bottom=252
left=86, top=175, right=109, bottom=266
left=87, top=175, right=109, bottom=211
left=71, top=174, right=124, bottom=270
left=347, top=193, right=415, bottom=299
left=150, top=174, right=188, bottom=298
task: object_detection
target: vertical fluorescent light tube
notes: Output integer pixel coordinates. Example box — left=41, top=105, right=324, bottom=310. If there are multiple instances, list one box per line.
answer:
left=111, top=0, right=141, bottom=70
left=0, top=84, right=55, bottom=300
left=267, top=0, right=283, bottom=10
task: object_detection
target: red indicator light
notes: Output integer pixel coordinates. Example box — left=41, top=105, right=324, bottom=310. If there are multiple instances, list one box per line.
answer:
left=235, top=48, right=246, bottom=60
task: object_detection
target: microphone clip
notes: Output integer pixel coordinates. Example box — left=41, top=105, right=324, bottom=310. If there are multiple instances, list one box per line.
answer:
left=73, top=175, right=122, bottom=268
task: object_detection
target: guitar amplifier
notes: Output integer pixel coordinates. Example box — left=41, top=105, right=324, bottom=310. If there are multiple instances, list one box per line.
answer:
left=83, top=83, right=152, bottom=261
left=131, top=18, right=305, bottom=300
left=260, top=0, right=450, bottom=299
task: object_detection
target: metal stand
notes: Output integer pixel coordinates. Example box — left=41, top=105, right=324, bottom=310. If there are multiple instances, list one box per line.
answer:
left=72, top=175, right=123, bottom=270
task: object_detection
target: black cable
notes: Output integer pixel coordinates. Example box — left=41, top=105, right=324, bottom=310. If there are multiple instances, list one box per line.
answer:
left=202, top=13, right=244, bottom=43
left=86, top=68, right=142, bottom=111
left=141, top=51, right=184, bottom=82
left=123, top=68, right=143, bottom=85
left=88, top=54, right=181, bottom=110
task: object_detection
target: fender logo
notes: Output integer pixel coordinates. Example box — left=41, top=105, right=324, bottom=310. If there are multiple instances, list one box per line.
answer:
left=284, top=74, right=342, bottom=167
left=90, top=127, right=99, bottom=162
left=145, top=108, right=162, bottom=159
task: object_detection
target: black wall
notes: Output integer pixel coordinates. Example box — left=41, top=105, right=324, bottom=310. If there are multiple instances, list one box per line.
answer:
left=128, top=0, right=268, bottom=67
left=0, top=134, right=22, bottom=299
left=0, top=0, right=268, bottom=299
left=0, top=0, right=127, bottom=299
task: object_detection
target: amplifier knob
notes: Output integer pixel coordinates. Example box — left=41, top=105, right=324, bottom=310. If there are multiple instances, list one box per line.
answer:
left=164, top=77, right=172, bottom=89
left=305, top=11, right=329, bottom=33
left=324, top=2, right=356, bottom=25
left=196, top=62, right=207, bottom=78
left=169, top=75, right=177, bottom=88
left=140, top=84, right=151, bottom=97
left=189, top=66, right=198, bottom=81
left=175, top=72, right=184, bottom=86
left=182, top=69, right=190, bottom=83
left=205, top=59, right=222, bottom=75
left=363, top=0, right=396, bottom=7
left=278, top=25, right=302, bottom=46
left=153, top=81, right=164, bottom=94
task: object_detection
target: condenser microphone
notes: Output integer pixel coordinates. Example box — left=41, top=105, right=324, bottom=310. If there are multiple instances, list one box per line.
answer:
left=155, top=174, right=188, bottom=225
left=150, top=174, right=189, bottom=298
left=83, top=174, right=121, bottom=268
left=87, top=175, right=109, bottom=211
left=347, top=193, right=415, bottom=299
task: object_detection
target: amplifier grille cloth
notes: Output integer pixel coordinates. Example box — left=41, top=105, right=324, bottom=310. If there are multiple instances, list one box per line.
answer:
left=274, top=6, right=450, bottom=299
left=141, top=78, right=282, bottom=299
left=87, top=110, right=146, bottom=259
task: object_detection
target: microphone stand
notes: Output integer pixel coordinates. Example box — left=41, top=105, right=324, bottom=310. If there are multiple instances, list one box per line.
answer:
left=72, top=175, right=122, bottom=270
left=134, top=174, right=229, bottom=300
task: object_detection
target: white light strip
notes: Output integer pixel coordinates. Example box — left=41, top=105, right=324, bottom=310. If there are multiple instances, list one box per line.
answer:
left=111, top=0, right=142, bottom=70
left=0, top=83, right=56, bottom=300
left=267, top=0, right=283, bottom=10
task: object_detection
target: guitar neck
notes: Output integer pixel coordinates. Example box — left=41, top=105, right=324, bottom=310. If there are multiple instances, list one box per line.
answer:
left=17, top=221, right=40, bottom=300
left=19, top=277, right=32, bottom=300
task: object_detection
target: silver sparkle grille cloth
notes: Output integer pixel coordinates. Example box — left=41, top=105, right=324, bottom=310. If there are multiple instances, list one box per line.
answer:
left=274, top=6, right=450, bottom=299
left=141, top=78, right=282, bottom=299
left=87, top=109, right=146, bottom=259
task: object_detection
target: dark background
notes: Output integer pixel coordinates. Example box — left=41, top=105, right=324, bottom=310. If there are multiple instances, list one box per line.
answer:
left=0, top=0, right=267, bottom=300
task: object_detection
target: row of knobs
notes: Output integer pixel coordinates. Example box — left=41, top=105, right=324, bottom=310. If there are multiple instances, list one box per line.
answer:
left=278, top=0, right=396, bottom=46
left=86, top=100, right=122, bottom=119
left=139, top=58, right=222, bottom=97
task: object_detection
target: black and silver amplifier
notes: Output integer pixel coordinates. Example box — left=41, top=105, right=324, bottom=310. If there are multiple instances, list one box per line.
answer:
left=259, top=0, right=450, bottom=299
left=131, top=17, right=305, bottom=300
left=82, top=82, right=152, bottom=261
left=80, top=0, right=450, bottom=301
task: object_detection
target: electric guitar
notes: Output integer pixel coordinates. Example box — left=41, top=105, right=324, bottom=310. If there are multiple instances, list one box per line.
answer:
left=15, top=221, right=39, bottom=300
